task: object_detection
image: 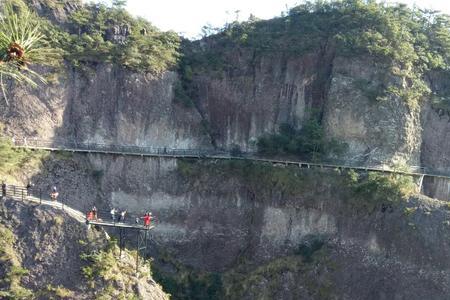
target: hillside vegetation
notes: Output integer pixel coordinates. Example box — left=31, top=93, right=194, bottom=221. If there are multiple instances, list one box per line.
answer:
left=180, top=0, right=450, bottom=109
left=23, top=0, right=180, bottom=74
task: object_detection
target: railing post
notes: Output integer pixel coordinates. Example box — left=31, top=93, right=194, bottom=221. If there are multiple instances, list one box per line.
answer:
left=13, top=185, right=16, bottom=196
left=39, top=189, right=42, bottom=205
left=21, top=189, right=24, bottom=201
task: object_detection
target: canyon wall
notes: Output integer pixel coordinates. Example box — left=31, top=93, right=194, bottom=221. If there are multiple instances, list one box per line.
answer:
left=26, top=154, right=450, bottom=299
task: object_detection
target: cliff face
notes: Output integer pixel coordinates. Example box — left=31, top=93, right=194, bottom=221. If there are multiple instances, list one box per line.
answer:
left=1, top=65, right=210, bottom=148
left=2, top=44, right=449, bottom=203
left=2, top=1, right=450, bottom=298
left=2, top=44, right=446, bottom=166
left=0, top=198, right=169, bottom=300
left=191, top=50, right=326, bottom=150
left=323, top=57, right=422, bottom=165
left=26, top=156, right=450, bottom=299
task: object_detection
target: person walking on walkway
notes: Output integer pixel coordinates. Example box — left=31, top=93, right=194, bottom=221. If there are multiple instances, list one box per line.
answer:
left=1, top=181, right=6, bottom=199
left=110, top=208, right=116, bottom=222
left=118, top=210, right=126, bottom=222
left=26, top=182, right=32, bottom=196
left=92, top=206, right=98, bottom=220
left=50, top=186, right=59, bottom=201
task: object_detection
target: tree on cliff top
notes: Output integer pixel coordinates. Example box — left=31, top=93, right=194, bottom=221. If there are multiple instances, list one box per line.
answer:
left=182, top=0, right=450, bottom=109
left=112, top=0, right=127, bottom=9
left=0, top=0, right=60, bottom=104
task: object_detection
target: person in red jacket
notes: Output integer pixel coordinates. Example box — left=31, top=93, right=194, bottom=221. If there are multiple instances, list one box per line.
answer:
left=143, top=212, right=152, bottom=228
left=86, top=211, right=94, bottom=221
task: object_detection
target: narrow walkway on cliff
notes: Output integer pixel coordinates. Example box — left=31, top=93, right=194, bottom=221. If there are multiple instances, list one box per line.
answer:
left=9, top=138, right=450, bottom=180
left=2, top=184, right=154, bottom=231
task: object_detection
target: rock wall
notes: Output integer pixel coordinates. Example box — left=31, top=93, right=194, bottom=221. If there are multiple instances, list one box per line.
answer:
left=192, top=51, right=322, bottom=150
left=0, top=198, right=169, bottom=299
left=0, top=65, right=211, bottom=148
left=323, top=57, right=422, bottom=165
left=29, top=155, right=450, bottom=299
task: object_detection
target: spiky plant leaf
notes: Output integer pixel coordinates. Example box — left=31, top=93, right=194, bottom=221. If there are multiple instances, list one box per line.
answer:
left=0, top=0, right=61, bottom=104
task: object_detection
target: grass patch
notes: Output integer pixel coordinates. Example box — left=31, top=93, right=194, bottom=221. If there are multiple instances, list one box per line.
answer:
left=79, top=239, right=152, bottom=299
left=53, top=150, right=73, bottom=160
left=403, top=207, right=417, bottom=217
left=222, top=245, right=336, bottom=300
left=53, top=215, right=64, bottom=226
left=37, top=284, right=75, bottom=299
left=0, top=137, right=48, bottom=183
left=0, top=224, right=33, bottom=299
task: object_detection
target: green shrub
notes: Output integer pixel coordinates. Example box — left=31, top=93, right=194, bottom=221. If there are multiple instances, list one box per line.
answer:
left=295, top=235, right=326, bottom=262
left=257, top=120, right=346, bottom=160
left=173, top=81, right=194, bottom=107
left=0, top=225, right=33, bottom=299
left=33, top=1, right=180, bottom=74
left=348, top=171, right=416, bottom=212
left=177, top=159, right=341, bottom=197
left=181, top=0, right=450, bottom=109
left=152, top=259, right=223, bottom=300
left=0, top=137, right=48, bottom=180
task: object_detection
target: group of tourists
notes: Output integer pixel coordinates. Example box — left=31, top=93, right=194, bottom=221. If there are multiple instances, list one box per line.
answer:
left=1, top=180, right=156, bottom=229
left=86, top=207, right=153, bottom=227
left=110, top=208, right=127, bottom=222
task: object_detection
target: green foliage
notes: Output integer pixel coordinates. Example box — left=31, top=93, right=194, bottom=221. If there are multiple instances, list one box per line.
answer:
left=257, top=120, right=347, bottom=160
left=431, top=94, right=450, bottom=115
left=112, top=0, right=127, bottom=9
left=403, top=206, right=417, bottom=217
left=0, top=0, right=61, bottom=103
left=173, top=80, right=194, bottom=107
left=294, top=235, right=326, bottom=262
left=347, top=171, right=416, bottom=212
left=81, top=250, right=118, bottom=283
left=80, top=239, right=152, bottom=299
left=39, top=284, right=74, bottom=299
left=182, top=0, right=450, bottom=108
left=38, top=2, right=180, bottom=74
left=152, top=251, right=224, bottom=300
left=0, top=137, right=48, bottom=181
left=222, top=248, right=336, bottom=300
left=179, top=159, right=416, bottom=214
left=352, top=78, right=387, bottom=101
left=178, top=159, right=341, bottom=197
left=230, top=144, right=242, bottom=157
left=0, top=224, right=33, bottom=300
left=155, top=270, right=223, bottom=300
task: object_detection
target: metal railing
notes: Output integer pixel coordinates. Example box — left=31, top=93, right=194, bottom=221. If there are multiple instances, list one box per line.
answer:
left=3, top=185, right=46, bottom=205
left=11, top=137, right=230, bottom=157
left=5, top=137, right=450, bottom=179
left=1, top=184, right=155, bottom=229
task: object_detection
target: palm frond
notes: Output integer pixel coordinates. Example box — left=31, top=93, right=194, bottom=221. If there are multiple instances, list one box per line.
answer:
left=0, top=0, right=60, bottom=104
